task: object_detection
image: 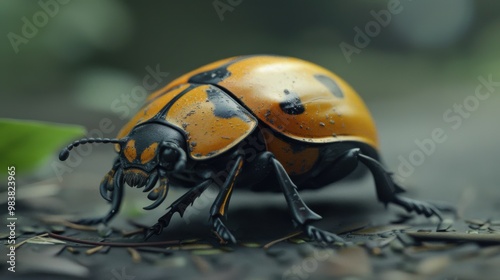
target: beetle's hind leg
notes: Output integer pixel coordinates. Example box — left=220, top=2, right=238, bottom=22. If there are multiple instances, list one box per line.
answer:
left=353, top=150, right=443, bottom=220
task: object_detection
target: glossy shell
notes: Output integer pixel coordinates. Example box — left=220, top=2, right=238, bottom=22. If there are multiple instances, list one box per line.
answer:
left=118, top=55, right=378, bottom=163
left=117, top=84, right=257, bottom=159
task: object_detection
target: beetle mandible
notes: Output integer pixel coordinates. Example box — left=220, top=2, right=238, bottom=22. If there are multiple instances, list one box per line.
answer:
left=60, top=55, right=442, bottom=243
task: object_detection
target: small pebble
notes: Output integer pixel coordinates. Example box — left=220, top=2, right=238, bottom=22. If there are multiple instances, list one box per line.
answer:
left=437, top=219, right=454, bottom=232
left=50, top=225, right=66, bottom=234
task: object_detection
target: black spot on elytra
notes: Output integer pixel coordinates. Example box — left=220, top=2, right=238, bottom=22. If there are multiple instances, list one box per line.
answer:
left=314, top=74, right=344, bottom=98
left=206, top=86, right=251, bottom=122
left=279, top=89, right=305, bottom=115
left=189, top=67, right=231, bottom=84
left=188, top=55, right=283, bottom=85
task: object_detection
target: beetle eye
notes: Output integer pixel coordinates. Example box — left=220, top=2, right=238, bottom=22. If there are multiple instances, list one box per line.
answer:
left=161, top=148, right=179, bottom=168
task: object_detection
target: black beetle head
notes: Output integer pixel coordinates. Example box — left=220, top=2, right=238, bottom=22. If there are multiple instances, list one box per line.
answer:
left=59, top=122, right=187, bottom=181
left=59, top=122, right=187, bottom=210
left=118, top=123, right=187, bottom=175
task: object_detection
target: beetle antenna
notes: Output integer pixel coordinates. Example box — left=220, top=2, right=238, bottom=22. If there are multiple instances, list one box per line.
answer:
left=59, top=138, right=125, bottom=161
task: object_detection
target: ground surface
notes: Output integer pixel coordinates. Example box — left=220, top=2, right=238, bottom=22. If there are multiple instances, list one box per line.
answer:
left=2, top=78, right=500, bottom=280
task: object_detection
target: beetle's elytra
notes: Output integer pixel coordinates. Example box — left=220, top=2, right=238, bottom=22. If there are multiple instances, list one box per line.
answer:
left=60, top=55, right=441, bottom=243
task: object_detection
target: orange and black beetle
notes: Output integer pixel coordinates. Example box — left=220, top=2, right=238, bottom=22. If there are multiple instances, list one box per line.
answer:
left=60, top=55, right=441, bottom=243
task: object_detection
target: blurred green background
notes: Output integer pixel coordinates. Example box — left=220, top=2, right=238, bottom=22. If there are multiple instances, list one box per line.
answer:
left=1, top=0, right=499, bottom=211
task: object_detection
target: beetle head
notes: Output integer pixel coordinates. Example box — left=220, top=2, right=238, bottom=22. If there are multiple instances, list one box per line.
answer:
left=59, top=122, right=188, bottom=210
left=118, top=123, right=187, bottom=188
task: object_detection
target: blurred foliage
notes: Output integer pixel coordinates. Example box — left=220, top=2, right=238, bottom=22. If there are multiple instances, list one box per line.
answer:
left=0, top=118, right=85, bottom=175
left=2, top=0, right=500, bottom=101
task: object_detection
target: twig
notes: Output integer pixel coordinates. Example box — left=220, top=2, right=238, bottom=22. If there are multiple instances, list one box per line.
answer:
left=211, top=230, right=227, bottom=245
left=406, top=231, right=500, bottom=243
left=122, top=228, right=144, bottom=237
left=48, top=232, right=180, bottom=247
left=127, top=247, right=142, bottom=263
left=263, top=231, right=302, bottom=250
left=14, top=233, right=49, bottom=249
left=40, top=216, right=97, bottom=231
left=85, top=245, right=104, bottom=255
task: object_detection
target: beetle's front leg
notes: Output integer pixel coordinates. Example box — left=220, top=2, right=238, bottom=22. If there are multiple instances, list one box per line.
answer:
left=208, top=155, right=244, bottom=244
left=73, top=167, right=124, bottom=225
left=144, top=179, right=212, bottom=240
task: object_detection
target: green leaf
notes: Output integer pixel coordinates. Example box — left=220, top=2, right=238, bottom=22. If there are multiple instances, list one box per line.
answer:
left=0, top=118, right=86, bottom=175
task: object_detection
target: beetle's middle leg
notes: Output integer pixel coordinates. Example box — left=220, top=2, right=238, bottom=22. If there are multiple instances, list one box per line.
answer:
left=247, top=152, right=345, bottom=243
left=208, top=155, right=244, bottom=244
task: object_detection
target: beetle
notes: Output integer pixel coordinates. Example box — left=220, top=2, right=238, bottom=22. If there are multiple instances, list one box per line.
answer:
left=59, top=55, right=441, bottom=243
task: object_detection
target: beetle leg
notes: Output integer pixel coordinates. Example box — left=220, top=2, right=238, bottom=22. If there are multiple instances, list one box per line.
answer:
left=143, top=169, right=168, bottom=210
left=73, top=168, right=124, bottom=225
left=355, top=150, right=444, bottom=220
left=271, top=157, right=322, bottom=224
left=207, top=155, right=244, bottom=244
left=142, top=170, right=159, bottom=193
left=99, top=170, right=114, bottom=202
left=144, top=179, right=212, bottom=240
left=269, top=155, right=344, bottom=243
left=99, top=158, right=121, bottom=202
